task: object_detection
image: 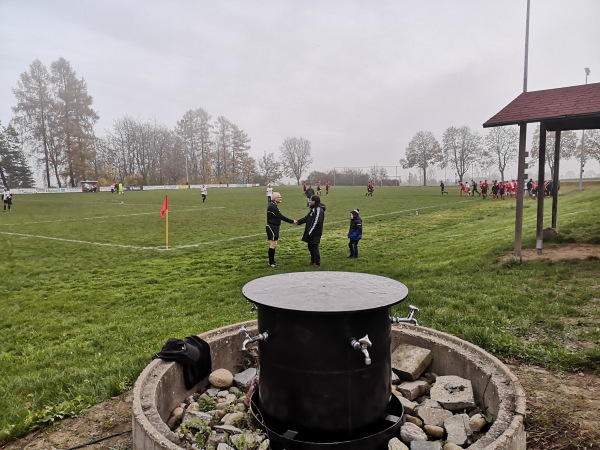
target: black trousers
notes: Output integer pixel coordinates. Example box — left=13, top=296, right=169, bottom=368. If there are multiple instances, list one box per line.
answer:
left=348, top=240, right=359, bottom=257
left=308, top=243, right=320, bottom=265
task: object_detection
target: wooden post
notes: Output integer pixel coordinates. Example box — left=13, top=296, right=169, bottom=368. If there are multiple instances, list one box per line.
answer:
left=536, top=123, right=546, bottom=254
left=514, top=123, right=528, bottom=262
left=552, top=129, right=561, bottom=230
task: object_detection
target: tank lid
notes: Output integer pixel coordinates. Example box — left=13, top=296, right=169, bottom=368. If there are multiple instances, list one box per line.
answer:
left=242, top=271, right=408, bottom=312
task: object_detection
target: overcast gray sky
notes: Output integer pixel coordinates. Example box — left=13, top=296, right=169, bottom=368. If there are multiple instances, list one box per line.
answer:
left=1, top=0, right=599, bottom=180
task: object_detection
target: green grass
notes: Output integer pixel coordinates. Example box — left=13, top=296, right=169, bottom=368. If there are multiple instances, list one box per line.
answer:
left=1, top=184, right=599, bottom=442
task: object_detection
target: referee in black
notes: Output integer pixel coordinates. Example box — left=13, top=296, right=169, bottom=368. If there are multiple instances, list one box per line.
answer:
left=266, top=192, right=296, bottom=268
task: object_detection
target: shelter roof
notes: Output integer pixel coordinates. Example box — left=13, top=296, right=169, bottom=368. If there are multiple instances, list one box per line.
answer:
left=483, top=82, right=600, bottom=131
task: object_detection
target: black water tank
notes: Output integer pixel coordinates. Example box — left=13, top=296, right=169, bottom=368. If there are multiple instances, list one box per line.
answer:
left=242, top=272, right=408, bottom=441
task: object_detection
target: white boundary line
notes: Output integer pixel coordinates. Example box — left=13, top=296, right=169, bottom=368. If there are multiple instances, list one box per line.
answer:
left=0, top=200, right=476, bottom=251
left=0, top=207, right=225, bottom=227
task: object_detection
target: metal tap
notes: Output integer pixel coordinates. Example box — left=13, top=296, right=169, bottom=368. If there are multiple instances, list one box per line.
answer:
left=390, top=304, right=420, bottom=326
left=238, top=325, right=269, bottom=351
left=350, top=334, right=372, bottom=365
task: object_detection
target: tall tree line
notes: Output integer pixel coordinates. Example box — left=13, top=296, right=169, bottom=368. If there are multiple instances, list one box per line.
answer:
left=95, top=110, right=256, bottom=186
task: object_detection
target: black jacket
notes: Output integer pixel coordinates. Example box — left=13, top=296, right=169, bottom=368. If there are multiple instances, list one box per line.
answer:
left=267, top=201, right=294, bottom=227
left=297, top=202, right=326, bottom=244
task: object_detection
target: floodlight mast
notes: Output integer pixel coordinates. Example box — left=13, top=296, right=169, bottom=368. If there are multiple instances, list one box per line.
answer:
left=578, top=68, right=590, bottom=191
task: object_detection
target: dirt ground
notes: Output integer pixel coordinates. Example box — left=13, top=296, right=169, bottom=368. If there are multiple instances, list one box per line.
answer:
left=500, top=243, right=600, bottom=262
left=2, top=244, right=599, bottom=450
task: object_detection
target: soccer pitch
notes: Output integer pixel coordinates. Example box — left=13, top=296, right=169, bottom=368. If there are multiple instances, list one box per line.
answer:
left=1, top=184, right=599, bottom=442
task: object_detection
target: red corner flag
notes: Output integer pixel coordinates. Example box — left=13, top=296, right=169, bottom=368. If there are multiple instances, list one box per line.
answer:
left=160, top=195, right=168, bottom=218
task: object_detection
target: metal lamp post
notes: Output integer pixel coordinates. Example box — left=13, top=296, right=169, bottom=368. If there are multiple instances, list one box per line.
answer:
left=578, top=67, right=590, bottom=191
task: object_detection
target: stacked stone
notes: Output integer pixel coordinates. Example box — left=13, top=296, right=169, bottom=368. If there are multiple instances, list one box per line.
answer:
left=165, top=367, right=268, bottom=450
left=389, top=343, right=491, bottom=450
left=166, top=344, right=492, bottom=450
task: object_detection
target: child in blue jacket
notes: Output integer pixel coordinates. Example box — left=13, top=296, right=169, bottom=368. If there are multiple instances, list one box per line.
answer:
left=347, top=209, right=362, bottom=258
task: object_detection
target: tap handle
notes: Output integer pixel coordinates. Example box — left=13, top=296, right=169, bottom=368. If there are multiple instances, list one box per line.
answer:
left=358, top=334, right=372, bottom=348
left=409, top=305, right=419, bottom=313
left=238, top=325, right=250, bottom=339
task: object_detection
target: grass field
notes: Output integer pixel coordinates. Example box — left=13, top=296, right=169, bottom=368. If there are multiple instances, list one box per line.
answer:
left=1, top=184, right=599, bottom=442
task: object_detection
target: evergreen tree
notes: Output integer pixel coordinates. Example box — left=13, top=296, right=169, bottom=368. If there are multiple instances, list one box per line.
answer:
left=0, top=121, right=35, bottom=188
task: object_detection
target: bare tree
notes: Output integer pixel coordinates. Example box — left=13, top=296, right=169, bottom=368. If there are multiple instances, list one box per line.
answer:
left=585, top=129, right=600, bottom=170
left=483, top=126, right=518, bottom=182
left=258, top=151, right=283, bottom=185
left=529, top=126, right=579, bottom=175
left=237, top=153, right=257, bottom=184
left=280, top=137, right=313, bottom=185
left=213, top=116, right=231, bottom=183
left=442, top=126, right=482, bottom=182
left=368, top=165, right=388, bottom=186
left=401, top=131, right=442, bottom=186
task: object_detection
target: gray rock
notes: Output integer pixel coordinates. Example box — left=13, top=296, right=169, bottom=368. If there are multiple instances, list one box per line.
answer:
left=388, top=437, right=409, bottom=450
left=207, top=431, right=228, bottom=446
left=214, top=424, right=243, bottom=434
left=397, top=380, right=430, bottom=401
left=187, top=401, right=200, bottom=411
left=393, top=393, right=417, bottom=415
left=233, top=367, right=258, bottom=389
left=182, top=409, right=212, bottom=428
left=229, top=386, right=243, bottom=395
left=222, top=411, right=248, bottom=426
left=443, top=443, right=463, bottom=450
left=415, top=405, right=453, bottom=427
left=400, top=422, right=428, bottom=444
left=216, top=443, right=235, bottom=450
left=391, top=370, right=401, bottom=385
left=392, top=344, right=433, bottom=381
left=444, top=413, right=473, bottom=446
left=417, top=399, right=441, bottom=409
left=430, top=375, right=475, bottom=411
left=217, top=390, right=230, bottom=398
left=230, top=431, right=265, bottom=447
left=410, top=441, right=442, bottom=450
left=234, top=402, right=248, bottom=412
left=206, top=387, right=220, bottom=397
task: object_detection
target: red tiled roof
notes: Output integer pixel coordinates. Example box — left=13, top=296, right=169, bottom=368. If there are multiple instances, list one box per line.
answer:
left=483, top=82, right=600, bottom=130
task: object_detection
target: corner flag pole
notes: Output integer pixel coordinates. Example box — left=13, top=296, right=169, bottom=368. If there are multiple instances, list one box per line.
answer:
left=160, top=195, right=169, bottom=249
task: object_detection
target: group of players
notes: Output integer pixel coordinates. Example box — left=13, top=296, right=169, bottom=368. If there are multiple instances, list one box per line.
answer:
left=444, top=178, right=557, bottom=200
left=450, top=179, right=520, bottom=200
